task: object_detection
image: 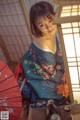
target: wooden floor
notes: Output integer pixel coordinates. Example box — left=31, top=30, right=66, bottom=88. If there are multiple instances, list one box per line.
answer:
left=20, top=108, right=28, bottom=120
left=20, top=107, right=48, bottom=120
left=20, top=104, right=80, bottom=120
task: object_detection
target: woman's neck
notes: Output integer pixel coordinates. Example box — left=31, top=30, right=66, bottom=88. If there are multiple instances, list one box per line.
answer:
left=33, top=35, right=56, bottom=54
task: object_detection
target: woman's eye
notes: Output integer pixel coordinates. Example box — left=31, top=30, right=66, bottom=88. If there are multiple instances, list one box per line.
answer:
left=49, top=19, right=53, bottom=23
left=40, top=24, right=44, bottom=27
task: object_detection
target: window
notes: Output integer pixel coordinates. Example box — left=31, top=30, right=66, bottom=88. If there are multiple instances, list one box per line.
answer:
left=54, top=2, right=80, bottom=103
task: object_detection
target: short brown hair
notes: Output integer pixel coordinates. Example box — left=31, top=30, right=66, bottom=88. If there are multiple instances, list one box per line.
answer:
left=29, top=1, right=55, bottom=37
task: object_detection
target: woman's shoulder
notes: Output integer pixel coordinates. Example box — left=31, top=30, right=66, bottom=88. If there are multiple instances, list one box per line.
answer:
left=22, top=42, right=33, bottom=58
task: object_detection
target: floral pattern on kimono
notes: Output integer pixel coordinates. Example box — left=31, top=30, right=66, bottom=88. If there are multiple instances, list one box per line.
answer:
left=14, top=37, right=69, bottom=107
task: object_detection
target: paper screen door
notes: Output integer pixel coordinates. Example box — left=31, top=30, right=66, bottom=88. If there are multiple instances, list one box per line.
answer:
left=54, top=1, right=80, bottom=103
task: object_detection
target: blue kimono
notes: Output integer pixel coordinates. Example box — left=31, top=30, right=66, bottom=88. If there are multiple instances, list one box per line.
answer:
left=16, top=37, right=69, bottom=108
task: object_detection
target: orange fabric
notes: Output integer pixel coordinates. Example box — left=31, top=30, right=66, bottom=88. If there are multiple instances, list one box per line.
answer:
left=57, top=73, right=69, bottom=97
left=57, top=83, right=69, bottom=97
left=61, top=73, right=67, bottom=82
left=14, top=60, right=23, bottom=81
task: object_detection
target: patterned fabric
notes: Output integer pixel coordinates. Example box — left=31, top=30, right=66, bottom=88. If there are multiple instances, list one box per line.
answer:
left=15, top=37, right=69, bottom=108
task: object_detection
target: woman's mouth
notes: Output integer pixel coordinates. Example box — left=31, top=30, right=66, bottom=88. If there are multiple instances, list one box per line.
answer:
left=49, top=29, right=54, bottom=32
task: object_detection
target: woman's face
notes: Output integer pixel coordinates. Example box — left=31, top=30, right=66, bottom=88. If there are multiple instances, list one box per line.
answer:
left=36, top=15, right=57, bottom=37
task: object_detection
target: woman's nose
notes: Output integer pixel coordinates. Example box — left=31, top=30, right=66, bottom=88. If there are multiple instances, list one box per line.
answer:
left=46, top=24, right=51, bottom=29
left=45, top=24, right=52, bottom=30
left=45, top=24, right=49, bottom=29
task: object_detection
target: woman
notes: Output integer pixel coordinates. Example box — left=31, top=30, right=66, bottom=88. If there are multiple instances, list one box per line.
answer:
left=14, top=1, right=69, bottom=120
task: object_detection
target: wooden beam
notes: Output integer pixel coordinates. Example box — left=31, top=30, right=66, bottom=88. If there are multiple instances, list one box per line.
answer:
left=0, top=36, right=11, bottom=63
left=0, top=36, right=18, bottom=71
left=20, top=0, right=33, bottom=41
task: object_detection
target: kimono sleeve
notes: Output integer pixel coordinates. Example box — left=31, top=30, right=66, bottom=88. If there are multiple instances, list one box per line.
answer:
left=14, top=60, right=23, bottom=81
left=55, top=37, right=64, bottom=72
